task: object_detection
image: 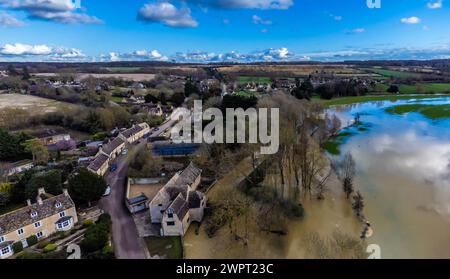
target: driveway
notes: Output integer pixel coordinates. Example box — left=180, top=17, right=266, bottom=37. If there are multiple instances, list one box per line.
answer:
left=98, top=119, right=177, bottom=259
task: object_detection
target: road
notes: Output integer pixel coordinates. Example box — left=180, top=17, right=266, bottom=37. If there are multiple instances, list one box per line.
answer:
left=98, top=119, right=177, bottom=259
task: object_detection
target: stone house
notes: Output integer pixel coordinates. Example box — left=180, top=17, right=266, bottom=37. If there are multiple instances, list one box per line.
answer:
left=149, top=163, right=206, bottom=236
left=119, top=123, right=151, bottom=144
left=0, top=188, right=78, bottom=259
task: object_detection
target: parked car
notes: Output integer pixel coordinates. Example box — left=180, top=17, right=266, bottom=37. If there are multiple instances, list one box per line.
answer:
left=109, top=164, right=117, bottom=172
left=103, top=185, right=111, bottom=196
left=121, top=148, right=128, bottom=155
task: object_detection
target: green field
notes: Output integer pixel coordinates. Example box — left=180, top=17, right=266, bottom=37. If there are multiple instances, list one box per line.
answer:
left=322, top=94, right=450, bottom=107
left=144, top=236, right=183, bottom=259
left=364, top=68, right=422, bottom=78
left=322, top=131, right=356, bottom=155
left=238, top=76, right=272, bottom=84
left=385, top=104, right=450, bottom=120
left=397, top=83, right=450, bottom=94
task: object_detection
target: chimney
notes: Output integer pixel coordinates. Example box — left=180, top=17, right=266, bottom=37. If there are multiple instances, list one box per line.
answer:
left=37, top=187, right=45, bottom=205
left=26, top=199, right=32, bottom=206
left=62, top=188, right=69, bottom=197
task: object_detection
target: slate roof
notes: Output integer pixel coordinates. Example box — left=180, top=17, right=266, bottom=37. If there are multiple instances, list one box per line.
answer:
left=0, top=194, right=75, bottom=235
left=102, top=137, right=124, bottom=155
left=121, top=125, right=144, bottom=139
left=169, top=194, right=189, bottom=219
left=188, top=191, right=203, bottom=209
left=87, top=153, right=109, bottom=172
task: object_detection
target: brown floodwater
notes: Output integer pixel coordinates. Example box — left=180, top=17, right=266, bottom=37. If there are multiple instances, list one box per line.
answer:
left=185, top=97, right=450, bottom=259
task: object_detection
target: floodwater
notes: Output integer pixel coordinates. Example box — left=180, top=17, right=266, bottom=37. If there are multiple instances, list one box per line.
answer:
left=330, top=96, right=450, bottom=258
left=184, top=96, right=450, bottom=259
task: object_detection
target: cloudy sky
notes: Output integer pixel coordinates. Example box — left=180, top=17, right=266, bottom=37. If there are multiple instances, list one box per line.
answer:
left=0, top=0, right=449, bottom=62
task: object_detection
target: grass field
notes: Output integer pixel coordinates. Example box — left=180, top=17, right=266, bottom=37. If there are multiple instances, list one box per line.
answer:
left=322, top=131, right=356, bottom=155
left=0, top=94, right=80, bottom=115
left=364, top=68, right=422, bottom=78
left=385, top=104, right=450, bottom=120
left=144, top=236, right=183, bottom=259
left=321, top=94, right=450, bottom=107
left=238, top=76, right=272, bottom=84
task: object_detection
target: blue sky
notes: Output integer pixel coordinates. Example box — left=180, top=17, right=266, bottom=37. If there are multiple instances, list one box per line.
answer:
left=0, top=0, right=449, bottom=62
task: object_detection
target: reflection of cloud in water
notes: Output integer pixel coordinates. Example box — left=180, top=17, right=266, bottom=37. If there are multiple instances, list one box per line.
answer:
left=347, top=123, right=450, bottom=215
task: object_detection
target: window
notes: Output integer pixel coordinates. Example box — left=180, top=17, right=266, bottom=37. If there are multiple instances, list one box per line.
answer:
left=167, top=221, right=175, bottom=226
left=30, top=211, right=38, bottom=218
left=55, top=202, right=62, bottom=208
left=59, top=211, right=65, bottom=218
left=158, top=204, right=163, bottom=207
left=57, top=219, right=71, bottom=230
left=34, top=221, right=42, bottom=228
left=36, top=231, right=44, bottom=239
left=168, top=213, right=173, bottom=218
left=17, top=228, right=24, bottom=236
left=0, top=236, right=4, bottom=243
left=0, top=246, right=11, bottom=256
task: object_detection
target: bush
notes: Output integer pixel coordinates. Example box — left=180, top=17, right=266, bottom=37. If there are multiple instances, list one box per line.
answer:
left=43, top=243, right=58, bottom=253
left=16, top=251, right=43, bottom=259
left=80, top=214, right=112, bottom=253
left=37, top=240, right=50, bottom=249
left=83, top=220, right=94, bottom=228
left=12, top=242, right=23, bottom=254
left=26, top=235, right=38, bottom=246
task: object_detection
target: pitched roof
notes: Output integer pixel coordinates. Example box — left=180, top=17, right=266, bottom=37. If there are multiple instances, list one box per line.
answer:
left=188, top=191, right=203, bottom=209
left=87, top=153, right=109, bottom=172
left=0, top=194, right=75, bottom=235
left=121, top=125, right=144, bottom=139
left=102, top=137, right=124, bottom=155
left=168, top=194, right=189, bottom=219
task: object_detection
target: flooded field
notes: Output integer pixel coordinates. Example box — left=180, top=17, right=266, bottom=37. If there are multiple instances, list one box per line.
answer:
left=185, top=96, right=450, bottom=259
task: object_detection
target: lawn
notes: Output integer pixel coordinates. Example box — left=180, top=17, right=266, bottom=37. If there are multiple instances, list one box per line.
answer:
left=144, top=236, right=183, bottom=259
left=321, top=94, right=450, bottom=107
left=238, top=76, right=272, bottom=84
left=398, top=83, right=450, bottom=94
left=364, top=68, right=422, bottom=79
left=385, top=104, right=450, bottom=120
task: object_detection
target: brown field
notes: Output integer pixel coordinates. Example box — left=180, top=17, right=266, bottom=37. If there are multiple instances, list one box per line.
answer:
left=217, top=64, right=365, bottom=77
left=0, top=93, right=80, bottom=114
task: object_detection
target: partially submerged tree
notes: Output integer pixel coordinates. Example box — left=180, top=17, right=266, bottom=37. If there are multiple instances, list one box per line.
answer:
left=352, top=191, right=365, bottom=220
left=340, top=152, right=356, bottom=199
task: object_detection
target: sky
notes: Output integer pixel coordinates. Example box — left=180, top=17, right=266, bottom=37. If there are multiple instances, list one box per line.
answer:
left=0, top=0, right=449, bottom=62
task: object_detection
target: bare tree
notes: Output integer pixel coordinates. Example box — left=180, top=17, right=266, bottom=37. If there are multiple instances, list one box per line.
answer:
left=340, top=152, right=355, bottom=199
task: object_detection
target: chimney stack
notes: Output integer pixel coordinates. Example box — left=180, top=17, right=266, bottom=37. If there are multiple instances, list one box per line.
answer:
left=37, top=187, right=45, bottom=205
left=26, top=199, right=32, bottom=206
left=62, top=188, right=69, bottom=197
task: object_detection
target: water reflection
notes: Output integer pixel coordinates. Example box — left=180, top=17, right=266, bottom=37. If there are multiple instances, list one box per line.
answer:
left=330, top=97, right=450, bottom=258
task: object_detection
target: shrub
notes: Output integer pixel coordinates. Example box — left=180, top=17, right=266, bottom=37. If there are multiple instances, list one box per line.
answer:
left=37, top=240, right=50, bottom=249
left=26, top=235, right=38, bottom=246
left=43, top=243, right=58, bottom=253
left=16, top=251, right=43, bottom=259
left=80, top=214, right=112, bottom=253
left=12, top=242, right=23, bottom=254
left=82, top=219, right=94, bottom=228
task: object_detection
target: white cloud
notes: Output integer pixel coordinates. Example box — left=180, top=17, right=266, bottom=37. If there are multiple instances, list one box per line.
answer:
left=252, top=15, right=272, bottom=25
left=401, top=16, right=421, bottom=24
left=186, top=0, right=294, bottom=10
left=427, top=0, right=443, bottom=9
left=0, top=0, right=102, bottom=24
left=102, top=49, right=169, bottom=62
left=346, top=28, right=366, bottom=34
left=0, top=12, right=25, bottom=27
left=137, top=2, right=198, bottom=28
left=0, top=43, right=86, bottom=61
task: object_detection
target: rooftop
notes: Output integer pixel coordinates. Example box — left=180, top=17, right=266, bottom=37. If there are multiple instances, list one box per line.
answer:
left=87, top=153, right=109, bottom=172
left=102, top=137, right=125, bottom=155
left=0, top=192, right=75, bottom=235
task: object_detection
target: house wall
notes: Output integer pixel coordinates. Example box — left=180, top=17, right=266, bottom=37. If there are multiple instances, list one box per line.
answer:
left=189, top=196, right=207, bottom=223
left=149, top=200, right=168, bottom=223
left=161, top=213, right=187, bottom=236
left=0, top=207, right=78, bottom=259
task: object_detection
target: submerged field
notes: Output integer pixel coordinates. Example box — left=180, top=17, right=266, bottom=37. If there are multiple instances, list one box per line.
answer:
left=385, top=104, right=450, bottom=120
left=322, top=94, right=450, bottom=107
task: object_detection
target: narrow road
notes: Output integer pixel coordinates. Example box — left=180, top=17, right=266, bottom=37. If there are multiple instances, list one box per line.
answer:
left=98, top=119, right=177, bottom=259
